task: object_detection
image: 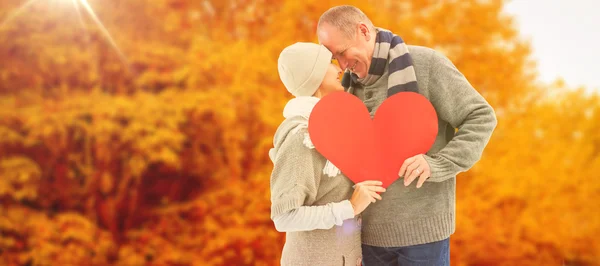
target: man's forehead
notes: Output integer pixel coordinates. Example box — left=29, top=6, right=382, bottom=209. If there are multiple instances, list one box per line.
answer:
left=318, top=25, right=344, bottom=51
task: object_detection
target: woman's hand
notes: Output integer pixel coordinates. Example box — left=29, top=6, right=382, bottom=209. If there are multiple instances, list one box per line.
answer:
left=349, top=180, right=386, bottom=216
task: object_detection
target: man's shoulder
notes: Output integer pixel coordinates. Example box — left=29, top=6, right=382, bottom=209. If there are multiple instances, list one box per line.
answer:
left=406, top=45, right=452, bottom=72
left=406, top=45, right=437, bottom=76
left=404, top=45, right=456, bottom=90
left=407, top=45, right=439, bottom=62
left=407, top=45, right=435, bottom=54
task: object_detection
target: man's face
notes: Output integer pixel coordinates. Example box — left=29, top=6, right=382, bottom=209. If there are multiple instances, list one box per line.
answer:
left=318, top=23, right=373, bottom=79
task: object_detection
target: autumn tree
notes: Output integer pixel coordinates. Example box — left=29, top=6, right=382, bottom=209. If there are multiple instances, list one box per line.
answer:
left=0, top=0, right=598, bottom=265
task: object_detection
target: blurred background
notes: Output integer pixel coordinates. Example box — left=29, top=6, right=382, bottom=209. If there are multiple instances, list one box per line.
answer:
left=0, top=0, right=598, bottom=265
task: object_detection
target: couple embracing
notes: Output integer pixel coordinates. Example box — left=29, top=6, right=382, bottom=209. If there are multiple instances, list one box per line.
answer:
left=269, top=5, right=497, bottom=266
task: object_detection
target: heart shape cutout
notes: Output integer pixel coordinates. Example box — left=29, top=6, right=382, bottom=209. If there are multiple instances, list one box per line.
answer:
left=308, top=91, right=438, bottom=188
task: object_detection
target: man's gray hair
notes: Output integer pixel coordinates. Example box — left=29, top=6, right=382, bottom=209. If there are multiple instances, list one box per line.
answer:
left=317, top=5, right=375, bottom=40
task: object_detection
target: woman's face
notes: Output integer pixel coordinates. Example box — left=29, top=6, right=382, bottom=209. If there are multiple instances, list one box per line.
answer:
left=316, top=63, right=344, bottom=98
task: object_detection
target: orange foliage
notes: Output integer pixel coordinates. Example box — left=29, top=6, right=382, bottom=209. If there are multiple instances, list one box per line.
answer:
left=0, top=0, right=598, bottom=265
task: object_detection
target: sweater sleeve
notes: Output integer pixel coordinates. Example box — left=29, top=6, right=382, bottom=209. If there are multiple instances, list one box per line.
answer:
left=270, top=129, right=324, bottom=219
left=423, top=50, right=498, bottom=182
left=272, top=200, right=355, bottom=232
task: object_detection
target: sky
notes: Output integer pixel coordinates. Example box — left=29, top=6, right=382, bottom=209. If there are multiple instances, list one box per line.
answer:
left=503, top=0, right=600, bottom=92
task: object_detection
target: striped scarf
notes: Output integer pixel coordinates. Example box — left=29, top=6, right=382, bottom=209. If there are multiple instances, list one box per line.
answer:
left=354, top=28, right=419, bottom=96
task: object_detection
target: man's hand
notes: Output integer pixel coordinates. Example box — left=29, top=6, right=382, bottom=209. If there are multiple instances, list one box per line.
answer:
left=398, top=154, right=431, bottom=188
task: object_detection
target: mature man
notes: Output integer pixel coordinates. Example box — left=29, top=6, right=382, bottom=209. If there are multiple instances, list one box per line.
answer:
left=317, top=5, right=497, bottom=265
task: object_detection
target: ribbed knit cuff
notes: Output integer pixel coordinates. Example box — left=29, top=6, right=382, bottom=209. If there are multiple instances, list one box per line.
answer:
left=270, top=189, right=306, bottom=219
left=423, top=154, right=456, bottom=183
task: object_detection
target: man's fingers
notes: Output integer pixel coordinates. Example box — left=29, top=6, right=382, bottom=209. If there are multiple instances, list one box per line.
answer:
left=404, top=167, right=421, bottom=186
left=403, top=160, right=420, bottom=186
left=398, top=156, right=417, bottom=177
left=404, top=174, right=415, bottom=186
left=416, top=170, right=430, bottom=188
left=403, top=159, right=419, bottom=177
left=398, top=163, right=408, bottom=178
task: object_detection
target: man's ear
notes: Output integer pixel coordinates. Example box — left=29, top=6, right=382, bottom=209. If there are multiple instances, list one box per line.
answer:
left=358, top=23, right=370, bottom=41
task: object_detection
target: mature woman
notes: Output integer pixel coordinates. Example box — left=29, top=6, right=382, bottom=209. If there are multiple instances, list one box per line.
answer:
left=269, top=42, right=385, bottom=266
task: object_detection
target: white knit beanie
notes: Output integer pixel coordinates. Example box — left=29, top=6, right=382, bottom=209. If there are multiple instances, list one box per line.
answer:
left=277, top=42, right=333, bottom=97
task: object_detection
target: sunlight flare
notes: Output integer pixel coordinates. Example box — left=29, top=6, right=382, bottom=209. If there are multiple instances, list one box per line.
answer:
left=75, top=0, right=131, bottom=72
left=0, top=0, right=131, bottom=73
left=0, top=0, right=42, bottom=30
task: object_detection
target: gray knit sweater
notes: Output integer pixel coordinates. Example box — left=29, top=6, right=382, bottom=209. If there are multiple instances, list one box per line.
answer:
left=270, top=116, right=362, bottom=266
left=351, top=45, right=497, bottom=247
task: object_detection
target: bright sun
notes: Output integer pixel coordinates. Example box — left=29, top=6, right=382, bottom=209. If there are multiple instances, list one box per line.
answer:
left=1, top=0, right=129, bottom=71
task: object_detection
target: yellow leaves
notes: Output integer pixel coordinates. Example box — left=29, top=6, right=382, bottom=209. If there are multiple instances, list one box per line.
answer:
left=114, top=165, right=281, bottom=264
left=128, top=155, right=147, bottom=177
left=100, top=172, right=114, bottom=195
left=0, top=156, right=41, bottom=201
left=203, top=216, right=222, bottom=233
left=454, top=88, right=600, bottom=264
left=56, top=213, right=98, bottom=243
left=0, top=0, right=598, bottom=265
left=116, top=246, right=147, bottom=266
left=0, top=213, right=19, bottom=252
left=0, top=206, right=115, bottom=266
left=151, top=146, right=180, bottom=169
left=0, top=126, right=24, bottom=146
left=1, top=78, right=283, bottom=261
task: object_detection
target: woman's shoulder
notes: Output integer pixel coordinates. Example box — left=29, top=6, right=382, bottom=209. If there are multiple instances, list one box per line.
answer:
left=273, top=117, right=309, bottom=143
left=270, top=116, right=313, bottom=162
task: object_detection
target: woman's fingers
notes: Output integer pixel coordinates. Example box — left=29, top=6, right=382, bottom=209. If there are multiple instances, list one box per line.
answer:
left=366, top=185, right=386, bottom=193
left=370, top=191, right=383, bottom=201
left=356, top=180, right=383, bottom=186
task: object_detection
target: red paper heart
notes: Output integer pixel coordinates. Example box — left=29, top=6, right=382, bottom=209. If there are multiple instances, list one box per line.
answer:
left=308, top=91, right=438, bottom=188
